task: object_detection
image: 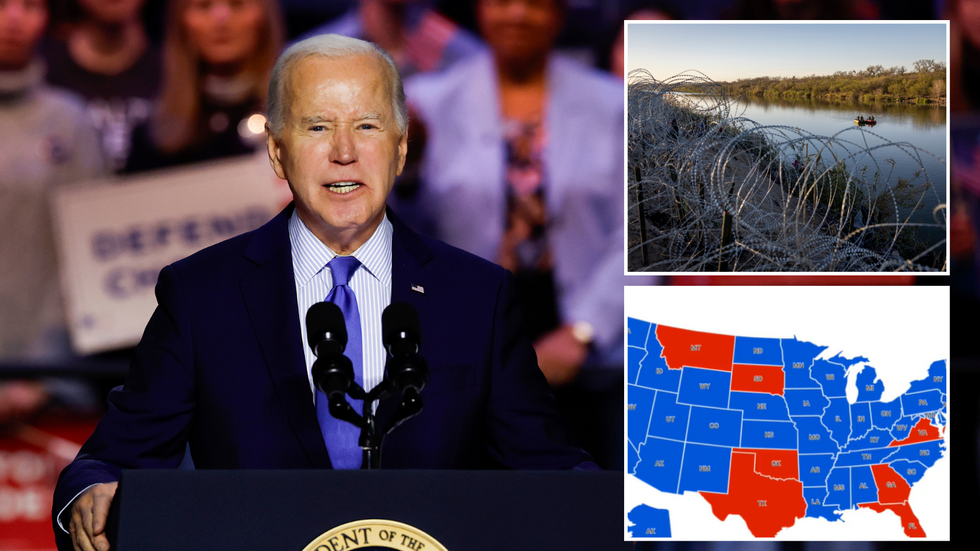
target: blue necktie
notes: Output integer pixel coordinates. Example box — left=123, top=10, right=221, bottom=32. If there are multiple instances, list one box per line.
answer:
left=316, top=255, right=363, bottom=469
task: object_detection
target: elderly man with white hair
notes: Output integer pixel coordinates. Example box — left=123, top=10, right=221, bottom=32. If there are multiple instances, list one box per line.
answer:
left=53, top=33, right=594, bottom=551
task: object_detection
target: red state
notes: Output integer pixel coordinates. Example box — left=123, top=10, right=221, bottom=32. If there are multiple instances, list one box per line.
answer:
left=656, top=324, right=735, bottom=372
left=858, top=502, right=926, bottom=538
left=735, top=448, right=799, bottom=480
left=731, top=364, right=786, bottom=395
left=700, top=451, right=806, bottom=537
left=869, top=464, right=911, bottom=504
left=888, top=417, right=941, bottom=447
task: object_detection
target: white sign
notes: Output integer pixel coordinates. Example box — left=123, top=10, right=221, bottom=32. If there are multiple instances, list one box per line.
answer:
left=52, top=152, right=292, bottom=354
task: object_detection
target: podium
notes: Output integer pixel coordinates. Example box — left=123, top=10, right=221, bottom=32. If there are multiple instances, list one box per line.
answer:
left=101, top=470, right=630, bottom=550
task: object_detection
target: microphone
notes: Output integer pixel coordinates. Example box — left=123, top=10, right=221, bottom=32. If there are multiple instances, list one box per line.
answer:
left=382, top=302, right=428, bottom=394
left=306, top=301, right=347, bottom=358
left=380, top=303, right=428, bottom=439
left=306, top=302, right=364, bottom=423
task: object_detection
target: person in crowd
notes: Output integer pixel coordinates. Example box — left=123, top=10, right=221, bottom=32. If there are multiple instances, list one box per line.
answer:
left=0, top=0, right=105, bottom=358
left=54, top=33, right=594, bottom=551
left=41, top=0, right=161, bottom=172
left=949, top=0, right=980, bottom=111
left=300, top=0, right=483, bottom=79
left=404, top=0, right=653, bottom=468
left=0, top=0, right=105, bottom=417
left=124, top=0, right=284, bottom=172
left=406, top=0, right=637, bottom=385
left=598, top=1, right=680, bottom=79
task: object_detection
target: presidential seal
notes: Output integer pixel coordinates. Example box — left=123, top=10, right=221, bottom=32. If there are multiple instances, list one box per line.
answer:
left=302, top=519, right=449, bottom=551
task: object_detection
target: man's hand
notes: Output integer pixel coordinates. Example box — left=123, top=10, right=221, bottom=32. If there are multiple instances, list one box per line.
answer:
left=69, top=482, right=118, bottom=551
left=534, top=326, right=588, bottom=387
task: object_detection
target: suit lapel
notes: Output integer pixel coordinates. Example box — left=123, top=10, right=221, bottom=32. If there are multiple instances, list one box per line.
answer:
left=240, top=207, right=333, bottom=468
left=376, top=210, right=435, bottom=440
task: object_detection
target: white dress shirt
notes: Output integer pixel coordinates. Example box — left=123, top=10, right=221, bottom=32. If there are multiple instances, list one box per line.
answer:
left=288, top=209, right=393, bottom=402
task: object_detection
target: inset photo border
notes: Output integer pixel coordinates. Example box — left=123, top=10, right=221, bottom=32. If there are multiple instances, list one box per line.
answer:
left=624, top=21, right=949, bottom=275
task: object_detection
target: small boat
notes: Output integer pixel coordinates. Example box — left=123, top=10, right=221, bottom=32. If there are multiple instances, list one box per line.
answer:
left=853, top=118, right=878, bottom=126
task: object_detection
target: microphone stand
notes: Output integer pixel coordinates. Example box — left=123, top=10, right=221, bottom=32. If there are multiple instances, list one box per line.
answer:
left=334, top=361, right=427, bottom=470
left=314, top=301, right=429, bottom=470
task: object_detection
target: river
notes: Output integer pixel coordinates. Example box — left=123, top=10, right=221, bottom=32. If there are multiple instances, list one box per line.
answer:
left=730, top=95, right=947, bottom=252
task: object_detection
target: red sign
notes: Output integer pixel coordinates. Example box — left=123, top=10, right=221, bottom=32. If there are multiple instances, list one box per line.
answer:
left=0, top=416, right=99, bottom=550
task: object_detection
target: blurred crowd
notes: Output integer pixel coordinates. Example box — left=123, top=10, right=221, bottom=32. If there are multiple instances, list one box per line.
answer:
left=0, top=0, right=963, bottom=500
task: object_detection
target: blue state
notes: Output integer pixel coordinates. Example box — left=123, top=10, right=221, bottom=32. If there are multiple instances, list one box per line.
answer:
left=628, top=345, right=647, bottom=387
left=882, top=440, right=944, bottom=469
left=733, top=336, right=783, bottom=366
left=851, top=465, right=878, bottom=505
left=677, top=367, right=731, bottom=409
left=825, top=352, right=869, bottom=369
left=870, top=399, right=901, bottom=430
left=627, top=504, right=672, bottom=538
left=633, top=436, right=684, bottom=494
left=804, top=486, right=840, bottom=521
left=628, top=441, right=641, bottom=473
left=740, top=420, right=798, bottom=449
left=794, top=416, right=839, bottom=454
left=635, top=334, right=678, bottom=392
left=678, top=442, right=732, bottom=494
left=729, top=391, right=792, bottom=421
left=648, top=391, right=691, bottom=442
left=854, top=366, right=884, bottom=402
left=906, top=360, right=947, bottom=394
left=628, top=384, right=657, bottom=449
left=822, top=397, right=851, bottom=447
left=687, top=406, right=742, bottom=447
left=784, top=389, right=830, bottom=416
left=824, top=467, right=851, bottom=510
left=889, top=416, right=917, bottom=442
left=901, top=389, right=945, bottom=416
left=849, top=402, right=872, bottom=441
left=811, top=359, right=847, bottom=397
left=781, top=338, right=827, bottom=389
left=888, top=459, right=929, bottom=486
left=799, top=453, right=836, bottom=486
left=835, top=447, right=897, bottom=467
left=628, top=317, right=653, bottom=348
left=843, top=428, right=895, bottom=451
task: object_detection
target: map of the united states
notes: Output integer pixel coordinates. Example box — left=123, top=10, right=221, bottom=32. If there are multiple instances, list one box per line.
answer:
left=627, top=318, right=948, bottom=539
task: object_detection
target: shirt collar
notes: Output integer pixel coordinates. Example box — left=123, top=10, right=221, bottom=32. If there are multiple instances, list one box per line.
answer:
left=288, top=208, right=393, bottom=289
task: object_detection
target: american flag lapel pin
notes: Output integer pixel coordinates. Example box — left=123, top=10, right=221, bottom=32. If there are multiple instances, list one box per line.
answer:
left=411, top=284, right=424, bottom=294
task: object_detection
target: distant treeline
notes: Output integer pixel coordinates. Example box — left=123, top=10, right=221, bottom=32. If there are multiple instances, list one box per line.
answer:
left=695, top=60, right=947, bottom=104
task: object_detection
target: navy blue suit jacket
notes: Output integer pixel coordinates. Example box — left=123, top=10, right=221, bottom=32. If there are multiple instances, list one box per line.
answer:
left=53, top=206, right=594, bottom=541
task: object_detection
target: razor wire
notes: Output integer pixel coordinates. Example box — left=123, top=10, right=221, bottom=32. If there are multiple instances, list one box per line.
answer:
left=627, top=69, right=947, bottom=272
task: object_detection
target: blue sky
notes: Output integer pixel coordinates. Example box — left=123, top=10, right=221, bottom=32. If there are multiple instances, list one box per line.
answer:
left=626, top=22, right=948, bottom=82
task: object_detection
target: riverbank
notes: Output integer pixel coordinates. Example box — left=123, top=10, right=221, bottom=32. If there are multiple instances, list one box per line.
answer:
left=743, top=92, right=946, bottom=106
left=706, top=63, right=948, bottom=109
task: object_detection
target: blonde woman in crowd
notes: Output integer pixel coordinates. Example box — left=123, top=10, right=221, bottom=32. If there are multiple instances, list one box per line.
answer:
left=126, top=0, right=284, bottom=172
